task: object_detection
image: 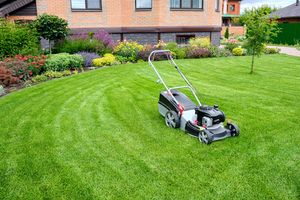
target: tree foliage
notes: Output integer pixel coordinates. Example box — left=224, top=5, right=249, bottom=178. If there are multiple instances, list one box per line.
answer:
left=33, top=14, right=69, bottom=53
left=242, top=7, right=279, bottom=73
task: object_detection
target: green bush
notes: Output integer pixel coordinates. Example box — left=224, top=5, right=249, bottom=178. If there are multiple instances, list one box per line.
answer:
left=164, top=42, right=186, bottom=59
left=45, top=53, right=84, bottom=71
left=114, top=41, right=143, bottom=63
left=232, top=47, right=244, bottom=56
left=54, top=39, right=106, bottom=55
left=264, top=47, right=280, bottom=54
left=92, top=53, right=116, bottom=67
left=44, top=71, right=63, bottom=78
left=189, top=37, right=211, bottom=48
left=0, top=19, right=39, bottom=59
left=31, top=75, right=48, bottom=83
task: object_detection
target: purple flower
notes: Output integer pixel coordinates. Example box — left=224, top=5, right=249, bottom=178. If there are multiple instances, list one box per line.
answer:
left=76, top=52, right=100, bottom=67
left=94, top=30, right=115, bottom=48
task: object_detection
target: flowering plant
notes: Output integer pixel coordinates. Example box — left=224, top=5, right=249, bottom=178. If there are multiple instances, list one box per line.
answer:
left=13, top=54, right=47, bottom=75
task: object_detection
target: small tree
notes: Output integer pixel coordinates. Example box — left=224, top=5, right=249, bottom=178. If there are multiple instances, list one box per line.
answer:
left=242, top=7, right=279, bottom=74
left=33, top=14, right=69, bottom=54
left=224, top=27, right=230, bottom=39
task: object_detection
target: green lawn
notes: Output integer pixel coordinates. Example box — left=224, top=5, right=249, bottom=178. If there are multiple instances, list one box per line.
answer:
left=0, top=55, right=300, bottom=199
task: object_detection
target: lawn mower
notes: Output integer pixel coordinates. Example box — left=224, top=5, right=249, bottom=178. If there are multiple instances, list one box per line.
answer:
left=148, top=50, right=240, bottom=144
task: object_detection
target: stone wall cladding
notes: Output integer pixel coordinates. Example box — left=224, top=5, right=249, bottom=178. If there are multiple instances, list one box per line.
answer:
left=109, top=31, right=221, bottom=45
left=111, top=34, right=121, bottom=42
left=123, top=33, right=158, bottom=44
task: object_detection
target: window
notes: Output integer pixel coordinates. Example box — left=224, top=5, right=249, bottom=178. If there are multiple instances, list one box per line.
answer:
left=176, top=35, right=195, bottom=44
left=215, top=0, right=220, bottom=11
left=71, top=0, right=101, bottom=10
left=170, top=0, right=203, bottom=9
left=136, top=0, right=152, bottom=9
left=229, top=4, right=235, bottom=11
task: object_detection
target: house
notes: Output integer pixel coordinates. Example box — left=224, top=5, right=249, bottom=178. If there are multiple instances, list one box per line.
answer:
left=221, top=0, right=244, bottom=37
left=270, top=0, right=300, bottom=45
left=270, top=0, right=300, bottom=23
left=0, top=0, right=223, bottom=45
left=222, top=0, right=242, bottom=26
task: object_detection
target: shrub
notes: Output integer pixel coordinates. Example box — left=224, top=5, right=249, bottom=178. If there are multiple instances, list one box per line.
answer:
left=225, top=39, right=239, bottom=52
left=224, top=27, right=229, bottom=39
left=45, top=53, right=84, bottom=71
left=232, top=47, right=244, bottom=56
left=138, top=45, right=155, bottom=61
left=189, top=37, right=211, bottom=48
left=186, top=47, right=212, bottom=58
left=0, top=19, right=39, bottom=59
left=33, top=14, right=69, bottom=53
left=76, top=52, right=101, bottom=67
left=1, top=59, right=30, bottom=81
left=62, top=70, right=72, bottom=76
left=164, top=42, right=186, bottom=59
left=114, top=40, right=143, bottom=63
left=92, top=53, right=116, bottom=67
left=44, top=71, right=64, bottom=78
left=14, top=54, right=47, bottom=76
left=209, top=46, right=232, bottom=57
left=72, top=30, right=115, bottom=49
left=138, top=45, right=169, bottom=61
left=264, top=47, right=280, bottom=54
left=0, top=66, right=19, bottom=87
left=32, top=75, right=48, bottom=83
left=54, top=39, right=105, bottom=55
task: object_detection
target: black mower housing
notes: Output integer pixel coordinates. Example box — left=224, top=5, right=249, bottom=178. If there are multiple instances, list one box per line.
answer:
left=196, top=106, right=225, bottom=126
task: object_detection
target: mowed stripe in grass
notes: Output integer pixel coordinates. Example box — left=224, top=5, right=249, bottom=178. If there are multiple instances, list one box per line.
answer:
left=0, top=55, right=299, bottom=199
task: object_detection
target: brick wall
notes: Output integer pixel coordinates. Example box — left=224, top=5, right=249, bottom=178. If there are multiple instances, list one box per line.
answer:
left=34, top=0, right=222, bottom=28
left=221, top=26, right=245, bottom=37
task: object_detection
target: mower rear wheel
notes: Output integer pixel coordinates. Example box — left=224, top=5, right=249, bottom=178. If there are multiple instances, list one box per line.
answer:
left=198, top=130, right=213, bottom=145
left=227, top=122, right=240, bottom=137
left=165, top=111, right=180, bottom=129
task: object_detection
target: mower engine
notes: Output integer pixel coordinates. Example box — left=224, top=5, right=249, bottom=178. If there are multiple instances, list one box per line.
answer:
left=196, top=105, right=225, bottom=128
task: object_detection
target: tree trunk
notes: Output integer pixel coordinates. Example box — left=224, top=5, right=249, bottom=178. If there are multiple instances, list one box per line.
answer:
left=250, top=49, right=255, bottom=74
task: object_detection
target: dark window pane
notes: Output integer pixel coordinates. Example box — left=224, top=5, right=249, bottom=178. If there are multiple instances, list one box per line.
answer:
left=71, top=0, right=85, bottom=9
left=136, top=0, right=152, bottom=8
left=87, top=0, right=101, bottom=9
left=176, top=35, right=195, bottom=44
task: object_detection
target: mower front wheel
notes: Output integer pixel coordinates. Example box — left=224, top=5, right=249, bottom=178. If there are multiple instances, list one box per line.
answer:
left=227, top=122, right=240, bottom=137
left=165, top=111, right=180, bottom=129
left=198, top=130, right=213, bottom=145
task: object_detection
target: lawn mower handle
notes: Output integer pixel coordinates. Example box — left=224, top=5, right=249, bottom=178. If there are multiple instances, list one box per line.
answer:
left=148, top=50, right=202, bottom=107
